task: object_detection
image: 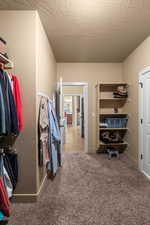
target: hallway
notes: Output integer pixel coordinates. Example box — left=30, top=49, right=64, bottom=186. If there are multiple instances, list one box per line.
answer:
left=64, top=126, right=84, bottom=152
left=9, top=153, right=150, bottom=225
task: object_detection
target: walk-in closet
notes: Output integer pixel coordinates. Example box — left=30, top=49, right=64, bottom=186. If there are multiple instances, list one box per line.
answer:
left=1, top=1, right=150, bottom=224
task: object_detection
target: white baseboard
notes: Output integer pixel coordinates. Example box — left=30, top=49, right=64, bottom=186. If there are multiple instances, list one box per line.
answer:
left=13, top=175, right=47, bottom=203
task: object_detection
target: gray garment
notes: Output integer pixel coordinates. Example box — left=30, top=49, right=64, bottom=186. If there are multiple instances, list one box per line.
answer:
left=0, top=83, right=6, bottom=133
left=0, top=155, right=13, bottom=198
left=39, top=97, right=49, bottom=166
left=39, top=97, right=49, bottom=130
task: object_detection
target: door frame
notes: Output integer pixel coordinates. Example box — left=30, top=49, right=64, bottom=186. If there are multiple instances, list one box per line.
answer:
left=60, top=82, right=89, bottom=153
left=139, top=66, right=150, bottom=177
left=63, top=94, right=82, bottom=127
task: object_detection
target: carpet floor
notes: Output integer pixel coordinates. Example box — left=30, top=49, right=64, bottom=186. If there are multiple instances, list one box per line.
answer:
left=7, top=153, right=150, bottom=225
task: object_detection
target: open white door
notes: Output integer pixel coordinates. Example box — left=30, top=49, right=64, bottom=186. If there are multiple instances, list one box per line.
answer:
left=139, top=67, right=150, bottom=177
left=80, top=96, right=83, bottom=136
left=57, top=78, right=65, bottom=154
left=59, top=77, right=63, bottom=125
left=83, top=85, right=88, bottom=153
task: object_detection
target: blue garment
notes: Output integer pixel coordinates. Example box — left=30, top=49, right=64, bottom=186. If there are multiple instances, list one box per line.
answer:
left=0, top=211, right=5, bottom=221
left=47, top=101, right=61, bottom=175
left=0, top=69, right=19, bottom=135
left=0, top=83, right=6, bottom=133
left=49, top=103, right=61, bottom=143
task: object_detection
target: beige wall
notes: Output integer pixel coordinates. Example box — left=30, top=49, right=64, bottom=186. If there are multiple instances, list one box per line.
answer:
left=35, top=12, right=57, bottom=189
left=0, top=11, right=37, bottom=194
left=63, top=86, right=83, bottom=95
left=123, top=36, right=150, bottom=165
left=57, top=63, right=123, bottom=152
left=0, top=11, right=57, bottom=197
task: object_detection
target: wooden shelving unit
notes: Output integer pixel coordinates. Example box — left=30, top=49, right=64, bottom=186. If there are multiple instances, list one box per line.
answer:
left=99, top=141, right=128, bottom=146
left=100, top=128, right=128, bottom=131
left=100, top=113, right=128, bottom=117
left=100, top=98, right=127, bottom=101
left=96, top=82, right=128, bottom=153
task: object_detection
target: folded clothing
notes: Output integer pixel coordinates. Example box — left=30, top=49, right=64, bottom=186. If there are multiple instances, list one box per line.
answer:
left=99, top=123, right=108, bottom=128
left=113, top=85, right=128, bottom=98
left=113, top=93, right=128, bottom=98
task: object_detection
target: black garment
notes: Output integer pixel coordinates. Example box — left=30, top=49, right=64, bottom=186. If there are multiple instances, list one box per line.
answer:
left=3, top=155, right=16, bottom=190
left=0, top=69, right=19, bottom=135
left=0, top=70, right=10, bottom=133
left=57, top=143, right=61, bottom=167
left=6, top=153, right=18, bottom=186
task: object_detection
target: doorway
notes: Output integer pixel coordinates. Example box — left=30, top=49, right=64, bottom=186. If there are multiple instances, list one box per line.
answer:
left=58, top=82, right=88, bottom=153
left=63, top=94, right=84, bottom=152
left=139, top=67, right=150, bottom=178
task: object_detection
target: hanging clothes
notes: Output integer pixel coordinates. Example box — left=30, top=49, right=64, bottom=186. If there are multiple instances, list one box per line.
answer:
left=5, top=152, right=18, bottom=188
left=0, top=155, right=13, bottom=199
left=11, top=74, right=23, bottom=131
left=47, top=101, right=61, bottom=176
left=3, top=154, right=16, bottom=190
left=0, top=155, right=10, bottom=217
left=0, top=150, right=18, bottom=219
left=0, top=82, right=6, bottom=134
left=2, top=166, right=13, bottom=198
left=0, top=176, right=10, bottom=217
left=38, top=97, right=49, bottom=167
left=0, top=69, right=19, bottom=135
left=0, top=211, right=5, bottom=221
left=38, top=95, right=61, bottom=178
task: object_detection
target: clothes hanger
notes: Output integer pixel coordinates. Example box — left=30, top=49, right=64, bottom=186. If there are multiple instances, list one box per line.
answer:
left=0, top=63, right=4, bottom=70
left=0, top=63, right=13, bottom=79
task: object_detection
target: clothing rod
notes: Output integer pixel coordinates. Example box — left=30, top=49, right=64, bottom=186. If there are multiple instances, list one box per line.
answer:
left=37, top=92, right=53, bottom=103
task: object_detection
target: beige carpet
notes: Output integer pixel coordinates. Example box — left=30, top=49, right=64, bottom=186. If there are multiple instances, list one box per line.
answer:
left=8, top=152, right=150, bottom=225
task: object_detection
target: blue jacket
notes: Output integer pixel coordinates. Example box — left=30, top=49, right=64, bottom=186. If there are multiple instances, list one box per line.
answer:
left=48, top=101, right=61, bottom=175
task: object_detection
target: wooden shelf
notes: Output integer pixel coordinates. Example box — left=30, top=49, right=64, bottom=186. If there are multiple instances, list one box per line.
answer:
left=100, top=113, right=128, bottom=117
left=96, top=81, right=128, bottom=152
left=99, top=82, right=128, bottom=86
left=100, top=98, right=127, bottom=101
left=100, top=141, right=128, bottom=146
left=96, top=83, right=127, bottom=88
left=100, top=128, right=128, bottom=131
left=99, top=83, right=128, bottom=87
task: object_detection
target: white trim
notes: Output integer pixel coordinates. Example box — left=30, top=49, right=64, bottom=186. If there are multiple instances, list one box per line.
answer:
left=63, top=94, right=82, bottom=97
left=139, top=66, right=150, bottom=176
left=142, top=170, right=150, bottom=180
left=13, top=175, right=47, bottom=197
left=139, top=66, right=150, bottom=77
left=138, top=76, right=143, bottom=171
left=83, top=85, right=88, bottom=153
left=62, top=82, right=88, bottom=86
left=58, top=82, right=89, bottom=153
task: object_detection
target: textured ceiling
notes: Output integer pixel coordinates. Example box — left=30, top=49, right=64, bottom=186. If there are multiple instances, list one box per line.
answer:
left=0, top=0, right=150, bottom=62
